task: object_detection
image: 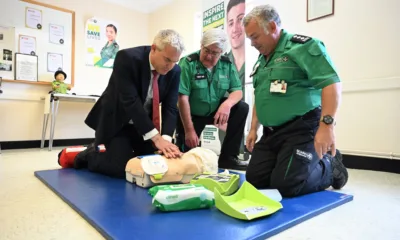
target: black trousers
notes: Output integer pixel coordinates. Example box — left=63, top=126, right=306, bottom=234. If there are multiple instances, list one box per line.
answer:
left=245, top=107, right=333, bottom=197
left=175, top=99, right=249, bottom=160
left=87, top=124, right=156, bottom=178
left=218, top=129, right=246, bottom=155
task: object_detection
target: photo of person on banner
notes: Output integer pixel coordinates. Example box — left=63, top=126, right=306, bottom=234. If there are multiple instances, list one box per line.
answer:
left=218, top=0, right=247, bottom=159
left=100, top=24, right=119, bottom=64
left=226, top=0, right=245, bottom=85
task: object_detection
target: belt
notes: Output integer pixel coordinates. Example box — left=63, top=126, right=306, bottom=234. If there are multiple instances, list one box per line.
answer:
left=263, top=107, right=321, bottom=135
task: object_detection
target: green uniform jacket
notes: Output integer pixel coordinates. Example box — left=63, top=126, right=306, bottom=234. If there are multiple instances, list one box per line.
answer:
left=251, top=29, right=340, bottom=127
left=100, top=40, right=119, bottom=60
left=179, top=51, right=242, bottom=117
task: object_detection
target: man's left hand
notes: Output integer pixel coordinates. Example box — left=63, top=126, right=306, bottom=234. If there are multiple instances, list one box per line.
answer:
left=214, top=101, right=232, bottom=127
left=314, top=124, right=336, bottom=160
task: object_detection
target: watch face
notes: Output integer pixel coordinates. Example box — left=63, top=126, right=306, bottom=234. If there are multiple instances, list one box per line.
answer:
left=323, top=116, right=334, bottom=124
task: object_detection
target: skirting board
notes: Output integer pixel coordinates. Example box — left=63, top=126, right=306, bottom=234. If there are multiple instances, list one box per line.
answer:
left=1, top=139, right=399, bottom=175
left=342, top=154, right=400, bottom=174
left=0, top=138, right=95, bottom=150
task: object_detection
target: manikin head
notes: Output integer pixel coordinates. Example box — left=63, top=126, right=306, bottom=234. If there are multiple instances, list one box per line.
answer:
left=199, top=28, right=228, bottom=69
left=243, top=4, right=282, bottom=56
left=150, top=29, right=185, bottom=75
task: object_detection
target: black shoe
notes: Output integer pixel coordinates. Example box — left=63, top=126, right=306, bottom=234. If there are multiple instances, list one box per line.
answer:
left=219, top=156, right=248, bottom=171
left=73, top=143, right=97, bottom=169
left=329, top=150, right=348, bottom=189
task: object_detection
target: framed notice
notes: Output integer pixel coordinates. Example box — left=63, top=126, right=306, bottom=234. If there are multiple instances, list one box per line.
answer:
left=47, top=52, right=63, bottom=72
left=18, top=35, right=36, bottom=55
left=49, top=24, right=65, bottom=44
left=25, top=7, right=43, bottom=30
left=307, top=0, right=334, bottom=22
left=15, top=53, right=38, bottom=82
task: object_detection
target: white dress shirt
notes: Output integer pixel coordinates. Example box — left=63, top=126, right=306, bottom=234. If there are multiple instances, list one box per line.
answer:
left=129, top=54, right=172, bottom=143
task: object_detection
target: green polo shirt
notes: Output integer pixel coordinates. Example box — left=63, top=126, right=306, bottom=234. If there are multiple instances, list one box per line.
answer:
left=179, top=51, right=242, bottom=117
left=226, top=50, right=245, bottom=86
left=251, top=29, right=340, bottom=126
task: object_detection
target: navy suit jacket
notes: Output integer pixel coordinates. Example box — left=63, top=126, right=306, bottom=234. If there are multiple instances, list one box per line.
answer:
left=85, top=46, right=181, bottom=144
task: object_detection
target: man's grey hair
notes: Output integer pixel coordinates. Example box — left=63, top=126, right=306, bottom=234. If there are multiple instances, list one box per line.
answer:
left=153, top=29, right=185, bottom=53
left=243, top=5, right=281, bottom=34
left=201, top=28, right=228, bottom=52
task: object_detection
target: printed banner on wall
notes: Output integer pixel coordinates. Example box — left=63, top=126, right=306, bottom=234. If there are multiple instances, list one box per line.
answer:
left=203, top=1, right=225, bottom=32
left=85, top=17, right=120, bottom=69
left=200, top=0, right=248, bottom=154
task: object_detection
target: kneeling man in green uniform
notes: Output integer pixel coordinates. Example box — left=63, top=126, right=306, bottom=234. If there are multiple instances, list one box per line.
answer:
left=176, top=28, right=249, bottom=170
left=243, top=5, right=348, bottom=197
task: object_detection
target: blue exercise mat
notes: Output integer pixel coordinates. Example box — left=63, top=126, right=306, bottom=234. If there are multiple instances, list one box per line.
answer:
left=34, top=169, right=353, bottom=240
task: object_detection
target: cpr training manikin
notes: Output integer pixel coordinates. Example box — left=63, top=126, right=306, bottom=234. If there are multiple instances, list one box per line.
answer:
left=125, top=147, right=219, bottom=188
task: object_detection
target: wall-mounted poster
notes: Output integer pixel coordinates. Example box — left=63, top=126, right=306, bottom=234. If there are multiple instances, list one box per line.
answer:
left=49, top=24, right=65, bottom=44
left=0, top=25, right=15, bottom=79
left=203, top=1, right=225, bottom=32
left=47, top=52, right=63, bottom=72
left=25, top=7, right=43, bottom=30
left=85, top=17, right=120, bottom=69
left=200, top=0, right=248, bottom=156
left=19, top=35, right=36, bottom=55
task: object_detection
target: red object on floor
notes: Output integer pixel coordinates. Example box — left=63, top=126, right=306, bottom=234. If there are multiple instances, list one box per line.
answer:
left=58, top=145, right=106, bottom=168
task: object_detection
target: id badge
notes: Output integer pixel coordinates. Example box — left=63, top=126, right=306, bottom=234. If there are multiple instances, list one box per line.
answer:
left=270, top=80, right=287, bottom=94
left=195, top=73, right=207, bottom=80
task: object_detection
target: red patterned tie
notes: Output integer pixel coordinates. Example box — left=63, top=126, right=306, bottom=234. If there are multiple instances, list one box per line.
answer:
left=152, top=70, right=160, bottom=132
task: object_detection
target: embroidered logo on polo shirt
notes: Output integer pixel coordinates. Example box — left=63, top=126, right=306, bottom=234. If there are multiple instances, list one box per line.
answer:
left=296, top=149, right=313, bottom=160
left=275, top=56, right=289, bottom=63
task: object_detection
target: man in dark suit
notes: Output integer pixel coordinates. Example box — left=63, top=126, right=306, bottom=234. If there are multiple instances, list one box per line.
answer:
left=74, top=29, right=185, bottom=178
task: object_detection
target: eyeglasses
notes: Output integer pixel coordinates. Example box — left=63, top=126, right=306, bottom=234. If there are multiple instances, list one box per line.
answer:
left=202, top=45, right=222, bottom=57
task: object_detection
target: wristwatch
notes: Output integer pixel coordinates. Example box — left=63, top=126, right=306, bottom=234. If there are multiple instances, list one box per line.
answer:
left=320, top=115, right=335, bottom=125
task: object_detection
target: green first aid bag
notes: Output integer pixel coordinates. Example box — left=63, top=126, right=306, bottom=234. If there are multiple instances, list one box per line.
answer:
left=149, top=184, right=215, bottom=212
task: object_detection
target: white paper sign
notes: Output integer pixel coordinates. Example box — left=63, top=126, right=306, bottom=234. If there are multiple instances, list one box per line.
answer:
left=16, top=54, right=38, bottom=82
left=25, top=7, right=43, bottom=30
left=19, top=35, right=36, bottom=55
left=47, top=53, right=63, bottom=72
left=49, top=24, right=65, bottom=44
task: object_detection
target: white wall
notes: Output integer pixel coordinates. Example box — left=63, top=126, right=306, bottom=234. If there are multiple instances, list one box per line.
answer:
left=244, top=0, right=400, bottom=157
left=150, top=0, right=400, bottom=158
left=1, top=0, right=399, bottom=159
left=148, top=0, right=202, bottom=56
left=0, top=0, right=149, bottom=141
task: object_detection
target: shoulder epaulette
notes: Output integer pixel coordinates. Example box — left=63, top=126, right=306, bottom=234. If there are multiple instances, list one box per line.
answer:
left=113, top=42, right=119, bottom=46
left=186, top=53, right=199, bottom=62
left=220, top=55, right=231, bottom=63
left=290, top=34, right=312, bottom=44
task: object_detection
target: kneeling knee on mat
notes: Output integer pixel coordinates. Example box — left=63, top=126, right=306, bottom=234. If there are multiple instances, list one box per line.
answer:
left=270, top=181, right=301, bottom=198
left=245, top=171, right=270, bottom=189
